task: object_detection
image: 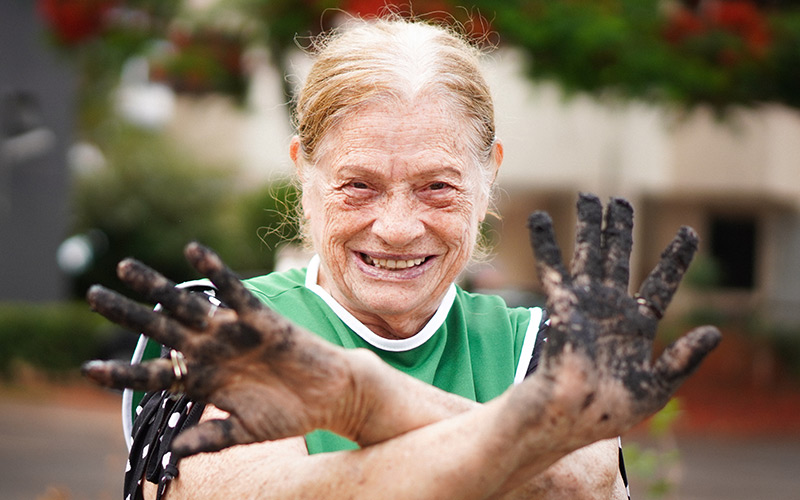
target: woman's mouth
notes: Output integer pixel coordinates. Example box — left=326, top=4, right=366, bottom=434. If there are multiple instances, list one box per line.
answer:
left=361, top=253, right=428, bottom=270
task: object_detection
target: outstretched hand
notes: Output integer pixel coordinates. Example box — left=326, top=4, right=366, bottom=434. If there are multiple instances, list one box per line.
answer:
left=82, top=243, right=370, bottom=459
left=514, top=194, right=720, bottom=450
left=82, top=194, right=720, bottom=464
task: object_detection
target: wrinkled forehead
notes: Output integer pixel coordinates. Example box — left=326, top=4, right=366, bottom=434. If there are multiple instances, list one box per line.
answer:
left=310, top=97, right=481, bottom=178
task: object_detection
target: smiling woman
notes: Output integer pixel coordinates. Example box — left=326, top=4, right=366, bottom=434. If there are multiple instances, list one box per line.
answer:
left=288, top=20, right=502, bottom=341
left=80, top=14, right=719, bottom=500
left=298, top=98, right=495, bottom=340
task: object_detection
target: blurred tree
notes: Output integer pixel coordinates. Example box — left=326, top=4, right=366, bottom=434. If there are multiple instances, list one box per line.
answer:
left=69, top=123, right=234, bottom=295
left=468, top=0, right=800, bottom=111
left=69, top=122, right=300, bottom=296
left=39, top=0, right=800, bottom=123
left=233, top=0, right=800, bottom=111
left=37, top=0, right=800, bottom=297
left=38, top=0, right=183, bottom=140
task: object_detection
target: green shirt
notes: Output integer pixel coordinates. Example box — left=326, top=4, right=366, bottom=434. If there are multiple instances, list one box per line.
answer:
left=243, top=255, right=543, bottom=454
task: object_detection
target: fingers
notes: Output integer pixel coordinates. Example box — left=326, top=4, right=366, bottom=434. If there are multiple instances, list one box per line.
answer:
left=653, top=325, right=722, bottom=387
left=184, top=242, right=262, bottom=314
left=636, top=226, right=699, bottom=320
left=87, top=285, right=190, bottom=352
left=117, top=258, right=215, bottom=331
left=81, top=358, right=175, bottom=392
left=171, top=416, right=254, bottom=459
left=528, top=211, right=569, bottom=292
left=549, top=194, right=634, bottom=292
left=601, top=198, right=634, bottom=290
left=571, top=193, right=603, bottom=285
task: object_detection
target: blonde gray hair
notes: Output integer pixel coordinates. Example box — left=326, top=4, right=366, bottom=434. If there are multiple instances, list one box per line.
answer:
left=293, top=16, right=498, bottom=201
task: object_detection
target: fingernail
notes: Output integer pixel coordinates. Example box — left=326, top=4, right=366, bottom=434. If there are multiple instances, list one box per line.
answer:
left=81, top=359, right=105, bottom=377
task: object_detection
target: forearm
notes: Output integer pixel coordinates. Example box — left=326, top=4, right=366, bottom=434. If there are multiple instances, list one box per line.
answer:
left=349, top=351, right=625, bottom=499
left=162, top=399, right=544, bottom=500
left=333, top=349, right=625, bottom=499
left=160, top=390, right=619, bottom=500
left=494, top=439, right=627, bottom=500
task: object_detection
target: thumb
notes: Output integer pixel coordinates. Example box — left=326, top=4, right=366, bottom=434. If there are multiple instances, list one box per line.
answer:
left=171, top=416, right=255, bottom=460
left=653, top=325, right=721, bottom=388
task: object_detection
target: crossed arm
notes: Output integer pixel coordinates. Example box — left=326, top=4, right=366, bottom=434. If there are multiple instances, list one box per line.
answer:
left=83, top=195, right=720, bottom=499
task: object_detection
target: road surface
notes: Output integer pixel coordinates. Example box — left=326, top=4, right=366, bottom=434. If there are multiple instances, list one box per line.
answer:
left=1, top=386, right=799, bottom=499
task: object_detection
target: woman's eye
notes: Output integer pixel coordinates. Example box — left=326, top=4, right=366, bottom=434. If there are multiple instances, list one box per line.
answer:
left=342, top=181, right=375, bottom=201
left=428, top=182, right=452, bottom=192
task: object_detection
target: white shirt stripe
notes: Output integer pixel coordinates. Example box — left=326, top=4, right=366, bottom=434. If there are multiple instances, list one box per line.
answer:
left=514, top=307, right=544, bottom=384
left=304, top=255, right=456, bottom=352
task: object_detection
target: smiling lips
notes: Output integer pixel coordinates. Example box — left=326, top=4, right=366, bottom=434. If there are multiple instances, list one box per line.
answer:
left=361, top=253, right=428, bottom=270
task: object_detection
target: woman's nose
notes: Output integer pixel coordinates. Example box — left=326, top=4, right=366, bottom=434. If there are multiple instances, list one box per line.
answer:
left=371, top=194, right=425, bottom=246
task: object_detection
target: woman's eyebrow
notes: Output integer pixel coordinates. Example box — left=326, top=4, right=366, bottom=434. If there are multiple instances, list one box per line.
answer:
left=332, top=160, right=467, bottom=182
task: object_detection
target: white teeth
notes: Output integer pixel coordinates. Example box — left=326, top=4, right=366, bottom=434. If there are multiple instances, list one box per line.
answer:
left=363, top=255, right=425, bottom=270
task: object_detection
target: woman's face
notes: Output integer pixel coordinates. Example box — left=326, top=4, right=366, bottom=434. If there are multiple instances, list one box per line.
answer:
left=298, top=99, right=495, bottom=336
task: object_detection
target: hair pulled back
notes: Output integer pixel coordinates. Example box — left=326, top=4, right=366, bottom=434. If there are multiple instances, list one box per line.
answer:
left=294, top=16, right=497, bottom=189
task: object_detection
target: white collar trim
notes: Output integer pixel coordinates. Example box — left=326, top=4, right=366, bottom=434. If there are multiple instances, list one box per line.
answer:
left=304, top=254, right=456, bottom=352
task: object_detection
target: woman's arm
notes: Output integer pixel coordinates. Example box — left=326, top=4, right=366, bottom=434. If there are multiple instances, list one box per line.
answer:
left=150, top=404, right=623, bottom=500
left=145, top=388, right=624, bottom=500
left=85, top=196, right=718, bottom=499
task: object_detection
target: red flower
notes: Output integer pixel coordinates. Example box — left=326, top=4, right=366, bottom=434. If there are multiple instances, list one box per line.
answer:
left=664, top=0, right=771, bottom=62
left=38, top=0, right=117, bottom=45
left=664, top=8, right=705, bottom=44
left=707, top=0, right=770, bottom=54
left=341, top=0, right=452, bottom=19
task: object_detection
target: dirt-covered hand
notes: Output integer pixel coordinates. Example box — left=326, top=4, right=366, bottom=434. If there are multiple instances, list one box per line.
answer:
left=82, top=243, right=370, bottom=459
left=516, top=194, right=720, bottom=450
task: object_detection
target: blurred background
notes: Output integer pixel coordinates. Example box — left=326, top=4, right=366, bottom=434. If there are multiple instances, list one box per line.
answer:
left=1, top=0, right=799, bottom=498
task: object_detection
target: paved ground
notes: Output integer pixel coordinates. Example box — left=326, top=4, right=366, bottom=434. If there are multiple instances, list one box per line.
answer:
left=0, top=390, right=127, bottom=500
left=626, top=435, right=800, bottom=500
left=1, top=386, right=799, bottom=499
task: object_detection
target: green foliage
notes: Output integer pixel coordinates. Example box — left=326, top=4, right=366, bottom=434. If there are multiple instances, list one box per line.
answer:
left=469, top=0, right=800, bottom=111
left=624, top=441, right=682, bottom=499
left=0, top=302, right=113, bottom=378
left=647, top=397, right=683, bottom=437
left=769, top=10, right=800, bottom=109
left=68, top=120, right=303, bottom=297
left=762, top=323, right=800, bottom=378
left=683, top=255, right=723, bottom=290
left=42, top=1, right=800, bottom=114
left=70, top=124, right=232, bottom=295
left=232, top=180, right=303, bottom=274
left=624, top=398, right=683, bottom=499
left=69, top=124, right=298, bottom=296
left=41, top=0, right=184, bottom=138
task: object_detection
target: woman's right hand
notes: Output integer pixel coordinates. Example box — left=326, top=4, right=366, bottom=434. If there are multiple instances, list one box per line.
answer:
left=83, top=243, right=376, bottom=459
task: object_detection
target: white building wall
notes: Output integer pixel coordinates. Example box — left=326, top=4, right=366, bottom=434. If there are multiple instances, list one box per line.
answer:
left=483, top=49, right=672, bottom=200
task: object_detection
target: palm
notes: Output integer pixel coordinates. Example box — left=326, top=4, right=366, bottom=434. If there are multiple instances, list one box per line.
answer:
left=521, top=194, right=719, bottom=443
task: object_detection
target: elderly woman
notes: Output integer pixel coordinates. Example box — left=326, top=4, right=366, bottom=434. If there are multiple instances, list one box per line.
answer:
left=83, top=17, right=720, bottom=500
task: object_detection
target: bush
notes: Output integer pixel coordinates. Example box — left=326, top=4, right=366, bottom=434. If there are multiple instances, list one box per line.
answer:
left=69, top=124, right=302, bottom=296
left=0, top=302, right=117, bottom=378
left=69, top=124, right=240, bottom=296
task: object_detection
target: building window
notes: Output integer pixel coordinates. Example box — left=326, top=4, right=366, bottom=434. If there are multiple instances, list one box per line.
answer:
left=709, top=215, right=757, bottom=289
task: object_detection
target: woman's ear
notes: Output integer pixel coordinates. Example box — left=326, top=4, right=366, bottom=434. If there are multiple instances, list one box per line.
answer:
left=291, top=136, right=313, bottom=220
left=491, top=138, right=504, bottom=182
left=290, top=136, right=302, bottom=172
left=478, top=139, right=503, bottom=223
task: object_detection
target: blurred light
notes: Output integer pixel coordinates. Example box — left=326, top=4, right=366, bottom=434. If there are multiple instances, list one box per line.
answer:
left=57, top=234, right=94, bottom=275
left=115, top=56, right=175, bottom=129
left=67, top=141, right=106, bottom=176
left=116, top=82, right=175, bottom=129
